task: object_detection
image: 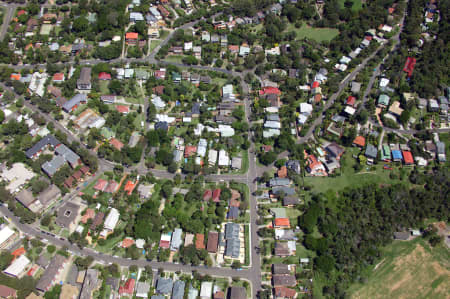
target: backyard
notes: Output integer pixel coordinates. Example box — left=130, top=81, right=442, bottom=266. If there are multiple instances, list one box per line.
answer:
left=338, top=0, right=363, bottom=11
left=304, top=151, right=412, bottom=194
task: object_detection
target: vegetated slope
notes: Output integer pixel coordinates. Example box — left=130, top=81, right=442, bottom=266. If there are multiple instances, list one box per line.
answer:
left=349, top=238, right=450, bottom=299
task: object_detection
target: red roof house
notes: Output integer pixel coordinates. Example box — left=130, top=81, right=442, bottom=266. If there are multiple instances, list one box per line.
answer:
left=104, top=181, right=119, bottom=193
left=81, top=208, right=95, bottom=223
left=277, top=166, right=287, bottom=178
left=124, top=180, right=136, bottom=195
left=0, top=285, right=17, bottom=299
left=195, top=234, right=205, bottom=249
left=98, top=72, right=111, bottom=80
left=312, top=81, right=320, bottom=88
left=259, top=87, right=281, bottom=96
left=110, top=138, right=124, bottom=151
left=119, top=278, right=135, bottom=296
left=125, top=32, right=138, bottom=43
left=52, top=73, right=65, bottom=82
left=152, top=85, right=165, bottom=95
left=184, top=146, right=197, bottom=158
left=346, top=96, right=356, bottom=106
left=17, top=10, right=27, bottom=16
left=402, top=151, right=414, bottom=165
left=121, top=238, right=135, bottom=248
left=115, top=105, right=129, bottom=114
left=212, top=189, right=221, bottom=203
left=203, top=189, right=212, bottom=201
left=274, top=218, right=290, bottom=228
left=353, top=136, right=366, bottom=148
left=11, top=247, right=26, bottom=260
left=403, top=57, right=416, bottom=78
left=274, top=286, right=297, bottom=298
left=94, top=179, right=108, bottom=192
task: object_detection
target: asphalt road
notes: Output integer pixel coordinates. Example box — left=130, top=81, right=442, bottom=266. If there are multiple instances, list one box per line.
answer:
left=0, top=3, right=18, bottom=41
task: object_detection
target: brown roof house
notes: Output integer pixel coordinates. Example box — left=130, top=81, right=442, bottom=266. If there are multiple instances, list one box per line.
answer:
left=207, top=231, right=219, bottom=253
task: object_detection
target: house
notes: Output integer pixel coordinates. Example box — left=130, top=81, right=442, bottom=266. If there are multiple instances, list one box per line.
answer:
left=4, top=255, right=30, bottom=278
left=119, top=278, right=135, bottom=296
left=36, top=255, right=67, bottom=292
left=353, top=136, right=366, bottom=148
left=269, top=178, right=290, bottom=187
left=62, top=94, right=87, bottom=112
left=378, top=94, right=390, bottom=107
left=115, top=105, right=130, bottom=114
left=207, top=231, right=219, bottom=253
left=365, top=144, right=378, bottom=161
left=218, top=150, right=230, bottom=167
left=56, top=202, right=80, bottom=230
left=272, top=274, right=297, bottom=287
left=0, top=285, right=17, bottom=298
left=172, top=280, right=185, bottom=299
left=224, top=223, right=240, bottom=258
left=0, top=227, right=16, bottom=250
left=102, top=208, right=119, bottom=236
left=272, top=186, right=296, bottom=196
left=274, top=242, right=291, bottom=257
left=239, top=45, right=250, bottom=57
left=79, top=269, right=99, bottom=299
left=325, top=143, right=345, bottom=160
left=381, top=145, right=391, bottom=161
left=195, top=233, right=205, bottom=249
left=135, top=282, right=150, bottom=298
left=403, top=57, right=416, bottom=78
left=272, top=264, right=291, bottom=275
left=109, top=138, right=124, bottom=151
left=351, top=81, right=362, bottom=94
left=200, top=282, right=213, bottom=298
left=156, top=278, right=173, bottom=294
left=274, top=218, right=290, bottom=229
left=307, top=154, right=326, bottom=176
left=282, top=196, right=299, bottom=207
left=402, top=151, right=414, bottom=165
left=274, top=286, right=297, bottom=298
left=56, top=144, right=80, bottom=168
left=277, top=166, right=287, bottom=178
left=228, top=286, right=246, bottom=299
left=159, top=233, right=171, bottom=249
left=389, top=101, right=404, bottom=117
left=98, top=72, right=111, bottom=80
left=286, top=160, right=301, bottom=174
left=171, top=228, right=183, bottom=251
left=125, top=32, right=138, bottom=45
left=231, top=157, right=242, bottom=169
left=130, top=12, right=144, bottom=22
left=77, top=68, right=91, bottom=90
left=394, top=232, right=410, bottom=240
left=52, top=73, right=65, bottom=83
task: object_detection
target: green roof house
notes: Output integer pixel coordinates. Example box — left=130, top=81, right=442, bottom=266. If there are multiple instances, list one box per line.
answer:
left=101, top=127, right=115, bottom=140
left=378, top=94, right=390, bottom=107
left=381, top=144, right=391, bottom=161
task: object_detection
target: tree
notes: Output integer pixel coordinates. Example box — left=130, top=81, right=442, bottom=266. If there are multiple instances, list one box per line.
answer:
left=259, top=152, right=277, bottom=166
left=72, top=17, right=89, bottom=33
left=0, top=251, right=13, bottom=270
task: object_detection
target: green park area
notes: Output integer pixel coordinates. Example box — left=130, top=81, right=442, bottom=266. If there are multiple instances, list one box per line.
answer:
left=287, top=23, right=339, bottom=42
left=348, top=237, right=450, bottom=299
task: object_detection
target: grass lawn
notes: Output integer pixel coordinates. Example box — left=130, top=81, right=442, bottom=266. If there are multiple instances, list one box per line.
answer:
left=338, top=0, right=363, bottom=11
left=133, top=113, right=145, bottom=129
left=99, top=81, right=109, bottom=94
left=164, top=55, right=184, bottom=63
left=348, top=238, right=450, bottom=299
left=124, top=97, right=144, bottom=105
left=304, top=152, right=411, bottom=194
left=149, top=39, right=162, bottom=53
left=244, top=224, right=250, bottom=266
left=287, top=23, right=339, bottom=42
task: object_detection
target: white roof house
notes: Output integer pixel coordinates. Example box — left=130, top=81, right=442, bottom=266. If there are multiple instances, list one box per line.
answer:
left=239, top=46, right=250, bottom=56
left=263, top=129, right=280, bottom=138
left=151, top=95, right=166, bottom=109
left=130, top=12, right=144, bottom=22
left=218, top=150, right=230, bottom=167
left=218, top=125, right=235, bottom=137
left=298, top=114, right=308, bottom=125
left=208, top=149, right=218, bottom=165
left=222, top=84, right=233, bottom=96
left=0, top=227, right=15, bottom=248
left=4, top=255, right=30, bottom=277
left=344, top=106, right=356, bottom=115
left=299, top=102, right=313, bottom=115
left=29, top=72, right=48, bottom=97
left=339, top=56, right=351, bottom=64
left=379, top=78, right=390, bottom=88
left=184, top=42, right=193, bottom=51
left=264, top=121, right=281, bottom=129
left=200, top=281, right=213, bottom=298
left=103, top=208, right=120, bottom=231
left=194, top=123, right=205, bottom=136
left=197, top=139, right=207, bottom=157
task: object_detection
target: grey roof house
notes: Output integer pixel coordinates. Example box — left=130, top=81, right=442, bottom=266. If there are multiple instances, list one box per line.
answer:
left=77, top=67, right=92, bottom=90
left=36, top=255, right=67, bottom=292
left=172, top=280, right=185, bottom=299
left=156, top=278, right=173, bottom=294
left=55, top=202, right=80, bottom=229
left=25, top=135, right=60, bottom=159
